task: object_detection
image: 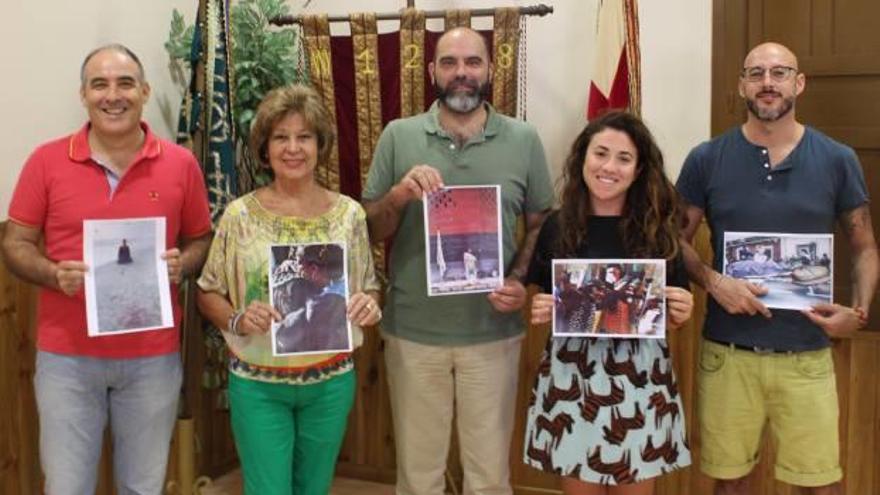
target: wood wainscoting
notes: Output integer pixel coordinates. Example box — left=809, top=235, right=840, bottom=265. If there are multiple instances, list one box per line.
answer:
left=3, top=219, right=880, bottom=495
left=0, top=221, right=238, bottom=494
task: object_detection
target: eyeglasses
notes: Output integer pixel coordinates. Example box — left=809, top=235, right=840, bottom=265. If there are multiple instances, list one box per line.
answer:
left=741, top=66, right=799, bottom=82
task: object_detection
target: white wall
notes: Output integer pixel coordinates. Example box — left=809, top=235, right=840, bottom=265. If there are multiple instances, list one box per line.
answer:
left=0, top=0, right=711, bottom=217
left=0, top=0, right=196, bottom=218
left=640, top=1, right=712, bottom=182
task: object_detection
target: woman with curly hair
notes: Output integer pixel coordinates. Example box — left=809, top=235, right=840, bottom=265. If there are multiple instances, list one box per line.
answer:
left=523, top=111, right=694, bottom=495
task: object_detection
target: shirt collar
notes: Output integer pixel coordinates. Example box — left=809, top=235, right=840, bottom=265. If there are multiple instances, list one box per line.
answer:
left=422, top=101, right=501, bottom=138
left=68, top=121, right=161, bottom=163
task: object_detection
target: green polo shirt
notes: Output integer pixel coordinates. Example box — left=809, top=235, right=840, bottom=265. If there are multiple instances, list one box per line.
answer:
left=363, top=103, right=553, bottom=345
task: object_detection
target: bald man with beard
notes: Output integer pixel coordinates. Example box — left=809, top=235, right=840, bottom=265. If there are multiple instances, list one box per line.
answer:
left=677, top=42, right=878, bottom=495
left=362, top=27, right=553, bottom=495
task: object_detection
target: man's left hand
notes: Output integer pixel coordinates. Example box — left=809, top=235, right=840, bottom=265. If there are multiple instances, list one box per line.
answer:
left=162, top=248, right=183, bottom=284
left=488, top=277, right=526, bottom=313
left=802, top=303, right=863, bottom=337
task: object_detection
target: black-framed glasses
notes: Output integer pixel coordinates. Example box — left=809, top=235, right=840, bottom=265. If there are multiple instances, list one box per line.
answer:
left=741, top=66, right=799, bottom=82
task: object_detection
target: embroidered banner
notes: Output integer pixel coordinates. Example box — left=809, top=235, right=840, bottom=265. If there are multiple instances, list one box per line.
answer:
left=176, top=0, right=237, bottom=226
left=399, top=8, right=426, bottom=118
left=350, top=13, right=383, bottom=191
left=492, top=7, right=520, bottom=117
left=303, top=14, right=341, bottom=191
left=444, top=9, right=472, bottom=29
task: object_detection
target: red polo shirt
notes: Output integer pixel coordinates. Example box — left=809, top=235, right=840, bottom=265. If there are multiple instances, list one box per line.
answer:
left=8, top=122, right=212, bottom=358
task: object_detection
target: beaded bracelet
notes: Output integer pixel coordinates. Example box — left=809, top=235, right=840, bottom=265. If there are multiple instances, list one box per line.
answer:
left=227, top=310, right=244, bottom=336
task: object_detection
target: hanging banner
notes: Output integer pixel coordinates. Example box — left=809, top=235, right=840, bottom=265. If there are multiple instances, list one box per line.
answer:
left=400, top=8, right=426, bottom=117
left=492, top=7, right=520, bottom=117
left=303, top=14, right=341, bottom=191
left=445, top=9, right=472, bottom=29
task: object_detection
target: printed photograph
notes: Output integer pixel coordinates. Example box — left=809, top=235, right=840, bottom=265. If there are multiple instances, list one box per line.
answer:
left=551, top=259, right=666, bottom=338
left=723, top=232, right=833, bottom=310
left=269, top=242, right=352, bottom=356
left=83, top=217, right=173, bottom=336
left=424, top=185, right=503, bottom=296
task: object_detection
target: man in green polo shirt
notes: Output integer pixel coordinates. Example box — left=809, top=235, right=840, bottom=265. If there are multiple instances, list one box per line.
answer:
left=363, top=27, right=553, bottom=495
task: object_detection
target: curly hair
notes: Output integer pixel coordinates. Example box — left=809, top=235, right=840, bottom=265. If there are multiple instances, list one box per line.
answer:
left=556, top=111, right=681, bottom=260
left=249, top=84, right=336, bottom=176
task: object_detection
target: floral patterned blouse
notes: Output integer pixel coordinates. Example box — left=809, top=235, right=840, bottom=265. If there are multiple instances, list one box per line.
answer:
left=197, top=192, right=379, bottom=385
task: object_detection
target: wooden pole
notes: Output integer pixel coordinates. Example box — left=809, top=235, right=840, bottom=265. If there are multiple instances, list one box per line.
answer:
left=271, top=3, right=553, bottom=25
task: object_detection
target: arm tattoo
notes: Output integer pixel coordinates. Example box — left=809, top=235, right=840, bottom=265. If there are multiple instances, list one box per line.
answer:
left=842, top=205, right=871, bottom=236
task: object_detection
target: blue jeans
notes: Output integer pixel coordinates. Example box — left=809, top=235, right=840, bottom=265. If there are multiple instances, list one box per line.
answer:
left=35, top=351, right=182, bottom=495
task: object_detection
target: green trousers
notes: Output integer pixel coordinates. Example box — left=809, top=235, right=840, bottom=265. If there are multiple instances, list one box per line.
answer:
left=228, top=370, right=355, bottom=495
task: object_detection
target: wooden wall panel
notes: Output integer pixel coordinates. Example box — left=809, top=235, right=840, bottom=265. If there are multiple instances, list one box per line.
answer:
left=0, top=222, right=39, bottom=494
left=759, top=0, right=811, bottom=55
left=2, top=230, right=880, bottom=495
left=833, top=0, right=880, bottom=54
left=0, top=223, right=239, bottom=494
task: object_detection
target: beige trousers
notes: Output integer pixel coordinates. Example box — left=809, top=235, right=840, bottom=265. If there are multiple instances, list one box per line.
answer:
left=384, top=332, right=523, bottom=495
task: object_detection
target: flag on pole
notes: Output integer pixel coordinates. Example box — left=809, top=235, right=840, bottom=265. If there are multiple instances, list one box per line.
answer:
left=586, top=0, right=641, bottom=119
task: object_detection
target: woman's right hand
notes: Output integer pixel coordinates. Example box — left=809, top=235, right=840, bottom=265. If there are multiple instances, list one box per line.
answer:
left=235, top=301, right=282, bottom=335
left=530, top=293, right=554, bottom=325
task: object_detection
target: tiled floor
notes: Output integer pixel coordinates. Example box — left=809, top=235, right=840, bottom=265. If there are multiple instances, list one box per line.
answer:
left=199, top=469, right=395, bottom=495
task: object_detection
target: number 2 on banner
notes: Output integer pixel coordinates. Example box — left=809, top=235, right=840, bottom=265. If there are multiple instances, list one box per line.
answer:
left=403, top=44, right=421, bottom=70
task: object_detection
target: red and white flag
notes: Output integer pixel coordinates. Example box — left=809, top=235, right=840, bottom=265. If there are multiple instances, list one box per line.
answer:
left=587, top=0, right=640, bottom=120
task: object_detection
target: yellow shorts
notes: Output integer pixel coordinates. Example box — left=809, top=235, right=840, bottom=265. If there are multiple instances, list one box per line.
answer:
left=697, top=339, right=842, bottom=487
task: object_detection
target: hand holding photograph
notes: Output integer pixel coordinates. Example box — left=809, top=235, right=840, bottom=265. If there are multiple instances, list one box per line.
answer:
left=83, top=217, right=173, bottom=336
left=551, top=259, right=666, bottom=339
left=269, top=242, right=352, bottom=356
left=722, top=232, right=834, bottom=310
left=424, top=185, right=503, bottom=296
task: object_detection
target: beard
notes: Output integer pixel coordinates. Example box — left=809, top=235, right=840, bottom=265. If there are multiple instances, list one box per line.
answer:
left=434, top=76, right=490, bottom=114
left=745, top=91, right=795, bottom=122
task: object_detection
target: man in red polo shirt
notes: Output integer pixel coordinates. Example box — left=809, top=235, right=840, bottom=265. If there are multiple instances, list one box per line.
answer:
left=2, top=44, right=212, bottom=494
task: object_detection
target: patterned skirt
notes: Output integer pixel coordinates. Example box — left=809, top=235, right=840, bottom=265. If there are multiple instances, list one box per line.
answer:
left=523, top=337, right=691, bottom=485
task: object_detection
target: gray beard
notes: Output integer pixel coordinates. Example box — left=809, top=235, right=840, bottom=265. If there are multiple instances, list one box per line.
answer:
left=746, top=94, right=794, bottom=122
left=435, top=80, right=488, bottom=114
left=440, top=91, right=483, bottom=114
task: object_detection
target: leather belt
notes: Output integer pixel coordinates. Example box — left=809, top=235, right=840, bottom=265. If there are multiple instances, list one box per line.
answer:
left=707, top=339, right=794, bottom=355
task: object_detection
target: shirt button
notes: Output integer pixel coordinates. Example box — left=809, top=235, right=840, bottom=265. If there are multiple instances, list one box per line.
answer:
left=761, top=149, right=768, bottom=154
left=764, top=163, right=770, bottom=168
left=449, top=144, right=455, bottom=150
left=767, top=175, right=773, bottom=181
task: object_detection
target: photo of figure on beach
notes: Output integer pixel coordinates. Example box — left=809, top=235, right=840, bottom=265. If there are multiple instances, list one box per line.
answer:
left=723, top=232, right=833, bottom=310
left=83, top=217, right=172, bottom=336
left=423, top=185, right=503, bottom=296
left=268, top=242, right=351, bottom=356
left=551, top=259, right=666, bottom=338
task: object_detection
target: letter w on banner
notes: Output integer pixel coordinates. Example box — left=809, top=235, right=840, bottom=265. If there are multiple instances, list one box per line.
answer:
left=586, top=0, right=641, bottom=119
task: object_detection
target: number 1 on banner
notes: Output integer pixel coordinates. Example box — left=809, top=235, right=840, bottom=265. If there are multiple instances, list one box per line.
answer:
left=356, top=49, right=375, bottom=75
